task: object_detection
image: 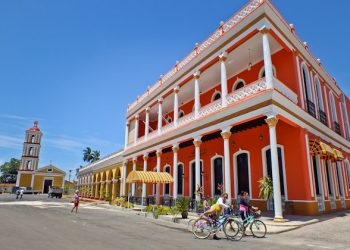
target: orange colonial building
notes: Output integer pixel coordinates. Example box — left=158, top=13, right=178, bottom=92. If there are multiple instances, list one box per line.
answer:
left=119, top=0, right=350, bottom=219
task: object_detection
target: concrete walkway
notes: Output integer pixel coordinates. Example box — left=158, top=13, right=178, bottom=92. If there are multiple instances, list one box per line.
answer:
left=90, top=202, right=349, bottom=234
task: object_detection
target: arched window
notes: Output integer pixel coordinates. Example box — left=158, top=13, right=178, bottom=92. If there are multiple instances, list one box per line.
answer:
left=212, top=91, right=221, bottom=101
left=259, top=66, right=276, bottom=79
left=28, top=147, right=33, bottom=156
left=234, top=151, right=251, bottom=197
left=329, top=92, right=338, bottom=123
left=314, top=77, right=324, bottom=111
left=166, top=117, right=173, bottom=124
left=178, top=110, right=185, bottom=118
left=177, top=163, right=184, bottom=195
left=212, top=156, right=223, bottom=196
left=190, top=161, right=203, bottom=199
left=263, top=146, right=286, bottom=197
left=301, top=63, right=312, bottom=102
left=345, top=161, right=350, bottom=189
left=31, top=135, right=35, bottom=143
left=164, top=166, right=171, bottom=196
left=26, top=161, right=32, bottom=170
left=233, top=79, right=245, bottom=92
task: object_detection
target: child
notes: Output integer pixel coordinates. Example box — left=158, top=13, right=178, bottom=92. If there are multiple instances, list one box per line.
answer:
left=239, top=191, right=258, bottom=224
left=71, top=190, right=80, bottom=213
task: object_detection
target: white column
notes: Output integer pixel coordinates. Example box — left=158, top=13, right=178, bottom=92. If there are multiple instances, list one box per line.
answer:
left=193, top=137, right=202, bottom=202
left=145, top=108, right=150, bottom=140
left=124, top=121, right=130, bottom=149
left=219, top=53, right=228, bottom=107
left=134, top=115, right=139, bottom=145
left=16, top=172, right=21, bottom=186
left=261, top=28, right=274, bottom=89
left=221, top=127, right=232, bottom=202
left=157, top=98, right=163, bottom=134
left=132, top=158, right=137, bottom=196
left=142, top=154, right=148, bottom=200
left=122, top=161, right=127, bottom=196
left=156, top=150, right=162, bottom=204
left=174, top=87, right=179, bottom=127
left=265, top=115, right=284, bottom=221
left=172, top=144, right=179, bottom=200
left=194, top=71, right=201, bottom=118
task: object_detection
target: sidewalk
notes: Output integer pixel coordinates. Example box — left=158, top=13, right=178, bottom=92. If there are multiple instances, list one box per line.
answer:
left=93, top=203, right=349, bottom=234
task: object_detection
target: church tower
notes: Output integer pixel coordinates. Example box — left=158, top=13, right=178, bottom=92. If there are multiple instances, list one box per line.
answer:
left=19, top=121, right=42, bottom=171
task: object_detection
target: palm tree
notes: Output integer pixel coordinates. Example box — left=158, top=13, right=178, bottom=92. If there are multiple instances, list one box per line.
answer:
left=91, top=150, right=100, bottom=162
left=83, top=147, right=93, bottom=163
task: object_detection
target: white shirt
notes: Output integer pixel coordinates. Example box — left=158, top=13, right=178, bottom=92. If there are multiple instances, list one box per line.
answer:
left=216, top=197, right=229, bottom=211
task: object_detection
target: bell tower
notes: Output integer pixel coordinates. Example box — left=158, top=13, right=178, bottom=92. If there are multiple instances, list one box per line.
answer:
left=19, top=121, right=43, bottom=171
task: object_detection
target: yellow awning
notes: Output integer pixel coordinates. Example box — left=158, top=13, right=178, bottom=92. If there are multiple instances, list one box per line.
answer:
left=333, top=148, right=344, bottom=161
left=126, top=171, right=174, bottom=184
left=309, top=140, right=335, bottom=159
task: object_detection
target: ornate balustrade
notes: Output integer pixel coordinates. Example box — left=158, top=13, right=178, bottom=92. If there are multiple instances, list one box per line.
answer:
left=227, top=78, right=267, bottom=104
left=127, top=0, right=263, bottom=112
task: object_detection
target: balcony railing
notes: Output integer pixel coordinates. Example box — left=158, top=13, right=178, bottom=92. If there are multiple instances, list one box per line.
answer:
left=127, top=78, right=298, bottom=149
left=127, top=0, right=264, bottom=112
left=334, top=121, right=341, bottom=135
left=307, top=100, right=316, bottom=118
left=319, top=110, right=328, bottom=126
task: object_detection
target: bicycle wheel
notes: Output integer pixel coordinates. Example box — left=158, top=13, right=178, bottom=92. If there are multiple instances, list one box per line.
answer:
left=192, top=218, right=212, bottom=239
left=250, top=219, right=267, bottom=238
left=187, top=218, right=196, bottom=232
left=223, top=219, right=244, bottom=241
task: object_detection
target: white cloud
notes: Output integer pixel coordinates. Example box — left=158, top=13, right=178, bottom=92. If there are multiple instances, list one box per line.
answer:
left=0, top=135, right=22, bottom=149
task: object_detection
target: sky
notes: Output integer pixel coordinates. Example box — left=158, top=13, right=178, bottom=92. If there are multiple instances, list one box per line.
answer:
left=0, top=0, right=349, bottom=178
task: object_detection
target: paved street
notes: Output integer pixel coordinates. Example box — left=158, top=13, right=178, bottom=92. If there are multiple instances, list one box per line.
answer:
left=0, top=194, right=349, bottom=250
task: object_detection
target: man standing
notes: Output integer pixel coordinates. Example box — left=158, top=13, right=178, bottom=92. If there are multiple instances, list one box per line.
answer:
left=20, top=189, right=24, bottom=199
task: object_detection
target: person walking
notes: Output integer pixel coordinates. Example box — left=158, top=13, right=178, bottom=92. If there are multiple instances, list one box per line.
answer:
left=16, top=189, right=20, bottom=199
left=20, top=189, right=24, bottom=199
left=71, top=190, right=80, bottom=213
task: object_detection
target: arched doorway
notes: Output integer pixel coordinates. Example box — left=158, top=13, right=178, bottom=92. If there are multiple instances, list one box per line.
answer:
left=212, top=156, right=223, bottom=196
left=177, top=163, right=184, bottom=196
left=234, top=152, right=250, bottom=197
left=190, top=161, right=203, bottom=199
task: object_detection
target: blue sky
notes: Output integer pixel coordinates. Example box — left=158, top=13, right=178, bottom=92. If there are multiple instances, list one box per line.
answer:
left=0, top=0, right=349, bottom=177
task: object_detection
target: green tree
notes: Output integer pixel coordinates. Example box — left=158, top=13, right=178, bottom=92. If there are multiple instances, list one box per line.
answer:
left=0, top=158, right=20, bottom=183
left=91, top=150, right=100, bottom=162
left=83, top=147, right=93, bottom=163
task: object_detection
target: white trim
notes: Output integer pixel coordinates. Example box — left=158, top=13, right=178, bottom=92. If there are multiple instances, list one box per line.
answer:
left=258, top=65, right=277, bottom=79
left=300, top=61, right=313, bottom=102
left=323, top=86, right=332, bottom=127
left=329, top=91, right=338, bottom=123
left=163, top=164, right=171, bottom=196
left=233, top=150, right=252, bottom=199
left=232, top=78, right=246, bottom=92
left=305, top=134, right=315, bottom=198
left=177, top=162, right=185, bottom=196
left=314, top=76, right=324, bottom=111
left=295, top=55, right=305, bottom=110
left=211, top=90, right=222, bottom=102
left=339, top=102, right=345, bottom=136
left=189, top=159, right=204, bottom=198
left=261, top=144, right=288, bottom=200
left=42, top=177, right=54, bottom=194
left=210, top=155, right=224, bottom=197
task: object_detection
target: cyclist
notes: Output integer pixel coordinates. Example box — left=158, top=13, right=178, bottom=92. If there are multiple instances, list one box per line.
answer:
left=239, top=191, right=258, bottom=225
left=201, top=193, right=230, bottom=240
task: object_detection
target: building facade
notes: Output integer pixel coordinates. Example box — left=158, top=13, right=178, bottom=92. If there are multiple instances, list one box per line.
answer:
left=77, top=150, right=127, bottom=200
left=17, top=122, right=66, bottom=193
left=120, top=0, right=350, bottom=218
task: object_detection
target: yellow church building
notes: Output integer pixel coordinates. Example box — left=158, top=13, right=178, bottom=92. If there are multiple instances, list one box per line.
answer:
left=16, top=121, right=66, bottom=193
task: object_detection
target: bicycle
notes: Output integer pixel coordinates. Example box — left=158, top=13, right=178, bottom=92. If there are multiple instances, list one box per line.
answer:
left=238, top=210, right=267, bottom=238
left=192, top=208, right=243, bottom=241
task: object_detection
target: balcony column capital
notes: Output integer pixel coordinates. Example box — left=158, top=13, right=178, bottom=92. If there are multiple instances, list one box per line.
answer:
left=219, top=52, right=228, bottom=62
left=172, top=143, right=180, bottom=153
left=193, top=71, right=201, bottom=79
left=265, top=115, right=279, bottom=128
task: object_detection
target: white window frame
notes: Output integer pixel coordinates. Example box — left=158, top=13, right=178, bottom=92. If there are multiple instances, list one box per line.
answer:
left=163, top=165, right=171, bottom=196
left=301, top=62, right=313, bottom=102
left=258, top=65, right=277, bottom=79
left=329, top=92, right=338, bottom=123
left=189, top=159, right=204, bottom=199
left=177, top=162, right=185, bottom=196
left=211, top=90, right=222, bottom=102
left=233, top=150, right=252, bottom=199
left=211, top=155, right=224, bottom=197
left=261, top=145, right=288, bottom=200
left=314, top=76, right=324, bottom=111
left=232, top=78, right=246, bottom=92
left=178, top=110, right=185, bottom=119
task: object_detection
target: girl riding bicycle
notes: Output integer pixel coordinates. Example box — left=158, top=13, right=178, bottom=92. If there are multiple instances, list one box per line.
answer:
left=239, top=191, right=258, bottom=224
